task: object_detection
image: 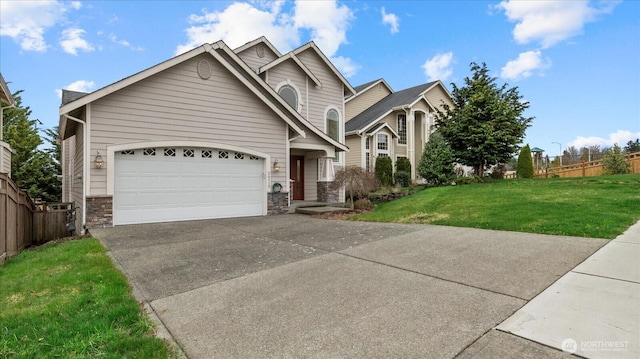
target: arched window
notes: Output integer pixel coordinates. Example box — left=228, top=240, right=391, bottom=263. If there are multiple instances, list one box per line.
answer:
left=278, top=84, right=298, bottom=111
left=326, top=109, right=339, bottom=141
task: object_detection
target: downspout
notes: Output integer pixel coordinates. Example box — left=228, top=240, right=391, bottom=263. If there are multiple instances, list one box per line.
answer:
left=63, top=114, right=87, bottom=234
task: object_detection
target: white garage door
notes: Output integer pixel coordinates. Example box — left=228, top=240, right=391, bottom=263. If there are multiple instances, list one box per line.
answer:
left=114, top=147, right=265, bottom=225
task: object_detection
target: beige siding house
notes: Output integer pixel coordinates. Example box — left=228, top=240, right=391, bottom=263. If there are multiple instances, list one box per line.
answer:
left=59, top=37, right=355, bottom=231
left=0, top=73, right=15, bottom=177
left=345, top=79, right=453, bottom=181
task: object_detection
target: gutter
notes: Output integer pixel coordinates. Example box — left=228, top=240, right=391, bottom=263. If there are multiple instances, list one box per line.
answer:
left=63, top=114, right=87, bottom=234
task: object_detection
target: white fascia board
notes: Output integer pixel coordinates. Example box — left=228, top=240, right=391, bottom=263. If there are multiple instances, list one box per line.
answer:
left=259, top=53, right=322, bottom=88
left=233, top=36, right=282, bottom=57
left=292, top=42, right=356, bottom=97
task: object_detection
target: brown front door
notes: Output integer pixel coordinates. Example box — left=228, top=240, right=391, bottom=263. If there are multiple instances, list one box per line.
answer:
left=290, top=155, right=305, bottom=200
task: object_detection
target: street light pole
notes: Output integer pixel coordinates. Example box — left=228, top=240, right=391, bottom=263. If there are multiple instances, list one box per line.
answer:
left=552, top=142, right=562, bottom=166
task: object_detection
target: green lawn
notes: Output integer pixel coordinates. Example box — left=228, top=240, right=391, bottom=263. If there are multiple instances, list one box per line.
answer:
left=352, top=174, right=640, bottom=239
left=0, top=239, right=172, bottom=358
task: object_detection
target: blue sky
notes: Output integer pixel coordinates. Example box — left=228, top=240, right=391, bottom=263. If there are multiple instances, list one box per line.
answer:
left=1, top=0, right=638, bottom=157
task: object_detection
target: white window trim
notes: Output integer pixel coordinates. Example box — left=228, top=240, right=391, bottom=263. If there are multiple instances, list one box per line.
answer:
left=376, top=133, right=390, bottom=157
left=275, top=79, right=303, bottom=113
left=325, top=106, right=342, bottom=162
left=397, top=113, right=407, bottom=146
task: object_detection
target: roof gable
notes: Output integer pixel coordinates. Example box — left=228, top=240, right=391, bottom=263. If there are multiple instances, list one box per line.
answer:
left=346, top=81, right=437, bottom=134
left=233, top=36, right=281, bottom=58
left=259, top=52, right=322, bottom=88
left=59, top=39, right=348, bottom=152
left=291, top=42, right=356, bottom=97
left=346, top=78, right=393, bottom=102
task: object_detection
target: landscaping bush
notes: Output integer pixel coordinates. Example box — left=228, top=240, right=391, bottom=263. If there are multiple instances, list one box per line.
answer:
left=395, top=157, right=412, bottom=174
left=375, top=156, right=393, bottom=187
left=354, top=198, right=374, bottom=211
left=417, top=132, right=455, bottom=186
left=516, top=144, right=534, bottom=178
left=602, top=144, right=631, bottom=175
left=394, top=171, right=411, bottom=187
left=490, top=164, right=507, bottom=179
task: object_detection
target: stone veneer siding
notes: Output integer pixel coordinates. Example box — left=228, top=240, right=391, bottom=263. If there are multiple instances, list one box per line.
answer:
left=317, top=181, right=339, bottom=203
left=86, top=192, right=289, bottom=228
left=86, top=195, right=113, bottom=229
left=267, top=191, right=290, bottom=214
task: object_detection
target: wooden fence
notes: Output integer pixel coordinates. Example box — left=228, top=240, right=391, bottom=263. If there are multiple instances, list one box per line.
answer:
left=506, top=151, right=640, bottom=179
left=33, top=202, right=74, bottom=245
left=1, top=173, right=34, bottom=263
left=1, top=173, right=73, bottom=264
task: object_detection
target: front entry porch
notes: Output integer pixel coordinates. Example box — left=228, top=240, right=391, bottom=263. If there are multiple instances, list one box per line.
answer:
left=288, top=151, right=340, bottom=203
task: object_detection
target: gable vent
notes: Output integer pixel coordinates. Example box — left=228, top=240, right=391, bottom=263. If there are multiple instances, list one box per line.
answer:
left=197, top=60, right=212, bottom=80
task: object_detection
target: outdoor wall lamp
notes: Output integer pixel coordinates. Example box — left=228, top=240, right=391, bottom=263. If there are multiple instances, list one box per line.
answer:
left=95, top=151, right=104, bottom=169
left=272, top=159, right=280, bottom=172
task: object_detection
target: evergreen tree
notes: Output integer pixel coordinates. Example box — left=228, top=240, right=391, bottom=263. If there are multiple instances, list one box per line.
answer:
left=436, top=62, right=533, bottom=177
left=374, top=156, right=393, bottom=187
left=624, top=139, right=640, bottom=153
left=417, top=132, right=455, bottom=186
left=602, top=144, right=630, bottom=175
left=516, top=144, right=534, bottom=178
left=2, top=91, right=61, bottom=201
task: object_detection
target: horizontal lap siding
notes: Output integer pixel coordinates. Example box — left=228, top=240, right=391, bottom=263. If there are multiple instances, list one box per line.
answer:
left=346, top=85, right=392, bottom=121
left=296, top=50, right=344, bottom=132
left=425, top=85, right=453, bottom=110
left=236, top=45, right=279, bottom=72
left=266, top=60, right=308, bottom=117
left=89, top=53, right=287, bottom=195
left=345, top=136, right=362, bottom=167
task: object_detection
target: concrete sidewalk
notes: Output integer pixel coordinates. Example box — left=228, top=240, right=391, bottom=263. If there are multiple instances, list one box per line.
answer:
left=498, top=221, right=640, bottom=358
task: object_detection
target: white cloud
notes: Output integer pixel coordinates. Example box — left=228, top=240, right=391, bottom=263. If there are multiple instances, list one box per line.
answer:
left=108, top=34, right=144, bottom=51
left=381, top=7, right=399, bottom=34
left=330, top=56, right=360, bottom=78
left=70, top=1, right=82, bottom=10
left=496, top=0, right=619, bottom=48
left=568, top=130, right=640, bottom=149
left=293, top=0, right=353, bottom=57
left=175, top=1, right=357, bottom=75
left=175, top=2, right=298, bottom=55
left=501, top=50, right=550, bottom=80
left=60, top=27, right=94, bottom=55
left=0, top=0, right=67, bottom=52
left=55, top=80, right=96, bottom=98
left=422, top=52, right=454, bottom=82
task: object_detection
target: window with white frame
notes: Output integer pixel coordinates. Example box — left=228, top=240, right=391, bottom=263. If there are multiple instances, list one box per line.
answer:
left=377, top=133, right=389, bottom=157
left=397, top=113, right=407, bottom=145
left=365, top=136, right=371, bottom=171
left=326, top=108, right=340, bottom=161
left=278, top=84, right=298, bottom=111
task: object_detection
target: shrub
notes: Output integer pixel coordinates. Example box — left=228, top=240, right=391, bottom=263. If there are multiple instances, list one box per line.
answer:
left=375, top=156, right=393, bottom=187
left=354, top=198, right=374, bottom=211
left=394, top=171, right=410, bottom=187
left=417, top=132, right=455, bottom=186
left=395, top=157, right=411, bottom=173
left=516, top=144, right=534, bottom=178
left=332, top=166, right=378, bottom=209
left=490, top=164, right=507, bottom=179
left=602, top=144, right=630, bottom=175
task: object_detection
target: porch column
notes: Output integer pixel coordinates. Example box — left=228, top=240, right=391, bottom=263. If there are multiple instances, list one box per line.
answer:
left=407, top=110, right=416, bottom=180
left=319, top=157, right=335, bottom=181
left=317, top=157, right=338, bottom=203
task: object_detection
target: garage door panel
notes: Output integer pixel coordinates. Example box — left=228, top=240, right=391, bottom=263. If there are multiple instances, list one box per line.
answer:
left=114, top=147, right=265, bottom=225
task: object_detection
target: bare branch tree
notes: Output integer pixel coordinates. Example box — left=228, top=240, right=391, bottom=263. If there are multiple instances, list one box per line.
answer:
left=331, top=166, right=378, bottom=209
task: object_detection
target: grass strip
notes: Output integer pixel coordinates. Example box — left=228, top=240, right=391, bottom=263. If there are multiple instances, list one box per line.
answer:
left=352, top=174, right=640, bottom=239
left=0, top=238, right=171, bottom=358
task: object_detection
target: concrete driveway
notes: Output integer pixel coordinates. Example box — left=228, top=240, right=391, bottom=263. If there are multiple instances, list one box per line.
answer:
left=92, top=215, right=607, bottom=358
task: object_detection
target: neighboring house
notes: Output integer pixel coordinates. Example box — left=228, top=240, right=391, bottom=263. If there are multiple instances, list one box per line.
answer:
left=59, top=37, right=355, bottom=231
left=0, top=73, right=15, bottom=177
left=344, top=79, right=453, bottom=181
